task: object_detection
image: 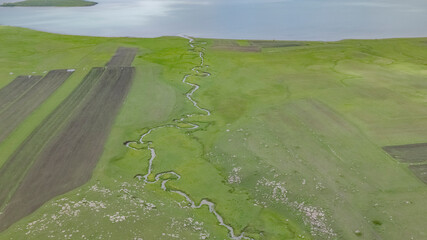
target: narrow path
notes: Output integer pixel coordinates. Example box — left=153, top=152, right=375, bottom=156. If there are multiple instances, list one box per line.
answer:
left=125, top=36, right=252, bottom=240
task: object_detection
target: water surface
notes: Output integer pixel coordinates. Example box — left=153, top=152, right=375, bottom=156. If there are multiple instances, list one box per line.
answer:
left=0, top=0, right=426, bottom=40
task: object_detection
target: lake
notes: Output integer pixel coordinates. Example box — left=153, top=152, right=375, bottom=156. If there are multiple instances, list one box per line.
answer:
left=0, top=0, right=426, bottom=40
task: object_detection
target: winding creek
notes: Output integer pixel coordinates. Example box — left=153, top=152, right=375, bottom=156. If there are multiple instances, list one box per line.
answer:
left=125, top=37, right=252, bottom=240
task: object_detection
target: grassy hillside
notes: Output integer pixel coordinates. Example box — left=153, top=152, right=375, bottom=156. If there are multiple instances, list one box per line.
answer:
left=1, top=0, right=96, bottom=7
left=0, top=26, right=426, bottom=239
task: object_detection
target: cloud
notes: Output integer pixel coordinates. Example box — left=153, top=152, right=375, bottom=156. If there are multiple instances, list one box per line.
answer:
left=332, top=0, right=424, bottom=13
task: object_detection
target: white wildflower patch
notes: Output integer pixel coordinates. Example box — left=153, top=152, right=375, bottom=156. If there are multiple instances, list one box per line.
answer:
left=253, top=199, right=268, bottom=208
left=315, top=181, right=326, bottom=191
left=227, top=167, right=242, bottom=184
left=89, top=184, right=112, bottom=196
left=256, top=177, right=288, bottom=203
left=20, top=181, right=158, bottom=238
left=54, top=198, right=107, bottom=216
left=291, top=202, right=336, bottom=238
left=106, top=212, right=127, bottom=223
left=164, top=217, right=211, bottom=239
left=255, top=176, right=336, bottom=239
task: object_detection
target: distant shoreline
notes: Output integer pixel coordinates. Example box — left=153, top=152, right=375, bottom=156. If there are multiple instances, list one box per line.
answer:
left=1, top=25, right=426, bottom=43
left=1, top=0, right=97, bottom=7
left=0, top=0, right=426, bottom=41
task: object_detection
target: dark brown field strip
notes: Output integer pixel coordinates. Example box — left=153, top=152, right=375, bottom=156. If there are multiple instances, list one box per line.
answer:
left=212, top=46, right=261, bottom=52
left=0, top=66, right=134, bottom=231
left=249, top=40, right=306, bottom=48
left=0, top=67, right=105, bottom=213
left=213, top=39, right=240, bottom=47
left=383, top=143, right=427, bottom=163
left=409, top=164, right=427, bottom=184
left=0, top=70, right=72, bottom=143
left=106, top=47, right=138, bottom=67
left=0, top=75, right=42, bottom=113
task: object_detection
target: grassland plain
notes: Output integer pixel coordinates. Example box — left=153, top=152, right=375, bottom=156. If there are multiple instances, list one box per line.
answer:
left=1, top=0, right=96, bottom=7
left=0, top=26, right=426, bottom=239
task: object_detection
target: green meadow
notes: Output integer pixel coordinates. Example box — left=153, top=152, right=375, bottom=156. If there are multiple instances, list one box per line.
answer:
left=0, top=26, right=426, bottom=239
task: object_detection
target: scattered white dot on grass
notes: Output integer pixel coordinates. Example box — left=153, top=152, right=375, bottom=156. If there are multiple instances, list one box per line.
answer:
left=227, top=167, right=242, bottom=184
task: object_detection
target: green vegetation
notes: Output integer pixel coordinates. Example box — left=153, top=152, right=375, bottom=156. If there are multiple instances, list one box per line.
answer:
left=1, top=0, right=97, bottom=7
left=0, top=26, right=426, bottom=239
